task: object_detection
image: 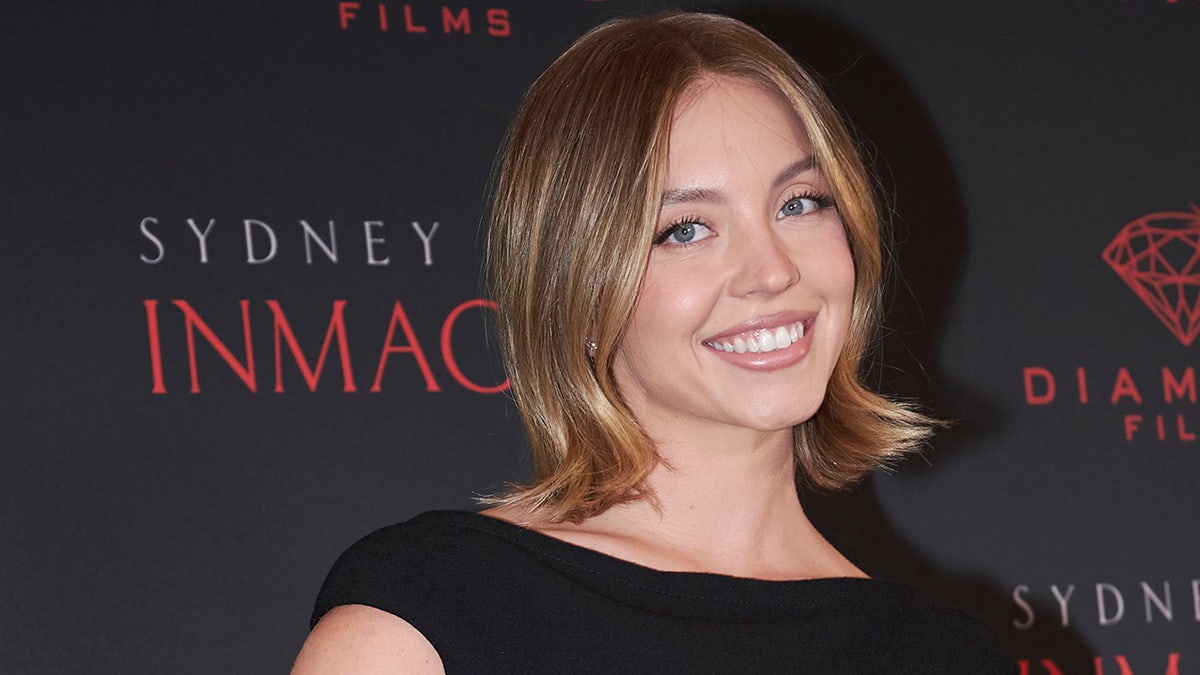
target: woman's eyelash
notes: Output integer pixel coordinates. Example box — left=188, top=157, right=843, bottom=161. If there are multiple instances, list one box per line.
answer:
left=654, top=193, right=834, bottom=246
left=781, top=191, right=836, bottom=213
left=653, top=216, right=707, bottom=245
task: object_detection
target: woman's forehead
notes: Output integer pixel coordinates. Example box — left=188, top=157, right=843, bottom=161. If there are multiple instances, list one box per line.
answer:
left=665, top=76, right=816, bottom=188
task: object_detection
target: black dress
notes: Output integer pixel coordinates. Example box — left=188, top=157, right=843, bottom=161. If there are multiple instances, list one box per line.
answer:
left=312, top=510, right=1016, bottom=673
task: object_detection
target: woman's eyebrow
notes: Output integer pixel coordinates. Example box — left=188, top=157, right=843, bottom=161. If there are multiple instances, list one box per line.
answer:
left=770, top=155, right=818, bottom=192
left=659, top=155, right=820, bottom=207
left=660, top=185, right=724, bottom=207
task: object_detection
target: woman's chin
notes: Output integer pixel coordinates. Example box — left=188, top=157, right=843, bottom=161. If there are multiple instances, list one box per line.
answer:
left=730, top=393, right=826, bottom=433
left=731, top=407, right=822, bottom=435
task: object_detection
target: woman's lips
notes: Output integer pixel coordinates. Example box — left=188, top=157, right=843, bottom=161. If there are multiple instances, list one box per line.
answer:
left=701, top=314, right=816, bottom=369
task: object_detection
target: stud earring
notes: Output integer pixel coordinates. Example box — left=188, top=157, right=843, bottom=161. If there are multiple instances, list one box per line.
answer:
left=585, top=340, right=597, bottom=357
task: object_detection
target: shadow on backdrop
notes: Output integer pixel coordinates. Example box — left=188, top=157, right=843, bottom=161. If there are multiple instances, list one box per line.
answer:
left=729, top=5, right=1093, bottom=667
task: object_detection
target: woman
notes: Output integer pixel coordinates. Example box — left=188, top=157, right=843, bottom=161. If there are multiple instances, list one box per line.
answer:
left=293, top=12, right=1015, bottom=673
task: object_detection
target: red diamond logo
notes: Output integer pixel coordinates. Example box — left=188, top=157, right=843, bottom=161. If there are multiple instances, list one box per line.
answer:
left=1103, top=205, right=1200, bottom=346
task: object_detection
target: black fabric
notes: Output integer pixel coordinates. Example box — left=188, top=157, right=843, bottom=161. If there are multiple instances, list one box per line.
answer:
left=312, top=510, right=1016, bottom=673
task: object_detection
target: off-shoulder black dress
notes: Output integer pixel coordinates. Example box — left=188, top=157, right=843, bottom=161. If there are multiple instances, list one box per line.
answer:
left=312, top=510, right=1015, bottom=674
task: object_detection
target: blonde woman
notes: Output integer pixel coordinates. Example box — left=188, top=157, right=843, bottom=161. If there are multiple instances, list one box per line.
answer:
left=293, top=12, right=1014, bottom=673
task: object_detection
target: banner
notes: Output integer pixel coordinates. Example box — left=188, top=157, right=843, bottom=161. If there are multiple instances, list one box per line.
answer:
left=3, top=1, right=1197, bottom=671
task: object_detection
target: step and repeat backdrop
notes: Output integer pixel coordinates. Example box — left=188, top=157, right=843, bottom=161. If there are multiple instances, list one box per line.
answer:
left=3, top=1, right=1197, bottom=672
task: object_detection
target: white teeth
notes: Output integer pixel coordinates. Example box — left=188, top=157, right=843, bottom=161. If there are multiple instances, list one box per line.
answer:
left=706, top=321, right=806, bottom=355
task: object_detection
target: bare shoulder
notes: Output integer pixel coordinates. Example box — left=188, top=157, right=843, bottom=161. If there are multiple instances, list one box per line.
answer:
left=291, top=604, right=444, bottom=675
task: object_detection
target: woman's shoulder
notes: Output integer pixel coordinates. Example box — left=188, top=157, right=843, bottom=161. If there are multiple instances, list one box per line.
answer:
left=844, top=581, right=1015, bottom=672
left=304, top=510, right=568, bottom=673
left=320, top=511, right=498, bottom=572
left=310, top=510, right=519, bottom=627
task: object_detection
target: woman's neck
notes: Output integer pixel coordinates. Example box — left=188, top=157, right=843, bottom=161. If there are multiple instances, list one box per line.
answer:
left=496, top=427, right=865, bottom=580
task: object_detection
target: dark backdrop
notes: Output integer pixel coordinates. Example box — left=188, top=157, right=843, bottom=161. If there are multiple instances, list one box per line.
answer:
left=3, top=1, right=1197, bottom=672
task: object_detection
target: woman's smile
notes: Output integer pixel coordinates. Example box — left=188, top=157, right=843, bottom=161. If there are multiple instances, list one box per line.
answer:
left=701, top=314, right=816, bottom=371
left=706, top=322, right=803, bottom=354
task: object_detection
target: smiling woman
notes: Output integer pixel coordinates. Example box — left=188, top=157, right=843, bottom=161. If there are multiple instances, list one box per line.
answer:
left=293, top=11, right=1016, bottom=674
left=483, top=12, right=926, bottom=523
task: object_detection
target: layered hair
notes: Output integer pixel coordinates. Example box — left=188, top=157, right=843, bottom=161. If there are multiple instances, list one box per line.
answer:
left=486, top=12, right=933, bottom=522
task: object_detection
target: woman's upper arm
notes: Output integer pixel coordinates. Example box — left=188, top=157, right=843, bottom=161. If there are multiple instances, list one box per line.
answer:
left=291, top=604, right=445, bottom=675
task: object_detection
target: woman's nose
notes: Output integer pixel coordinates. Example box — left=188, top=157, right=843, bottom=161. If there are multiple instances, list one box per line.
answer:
left=727, top=225, right=801, bottom=298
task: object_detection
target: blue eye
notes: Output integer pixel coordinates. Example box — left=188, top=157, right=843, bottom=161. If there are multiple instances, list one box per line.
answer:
left=655, top=220, right=712, bottom=246
left=778, top=193, right=834, bottom=218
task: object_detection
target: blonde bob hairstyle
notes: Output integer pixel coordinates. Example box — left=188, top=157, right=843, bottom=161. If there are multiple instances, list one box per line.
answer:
left=486, top=11, right=934, bottom=523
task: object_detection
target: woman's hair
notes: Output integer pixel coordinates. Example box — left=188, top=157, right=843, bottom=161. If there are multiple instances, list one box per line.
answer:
left=486, top=11, right=934, bottom=523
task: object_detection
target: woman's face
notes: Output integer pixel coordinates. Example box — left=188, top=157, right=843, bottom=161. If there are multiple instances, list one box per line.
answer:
left=611, top=76, right=855, bottom=442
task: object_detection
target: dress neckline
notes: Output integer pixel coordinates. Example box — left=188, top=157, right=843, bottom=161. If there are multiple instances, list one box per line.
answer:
left=410, top=509, right=912, bottom=621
